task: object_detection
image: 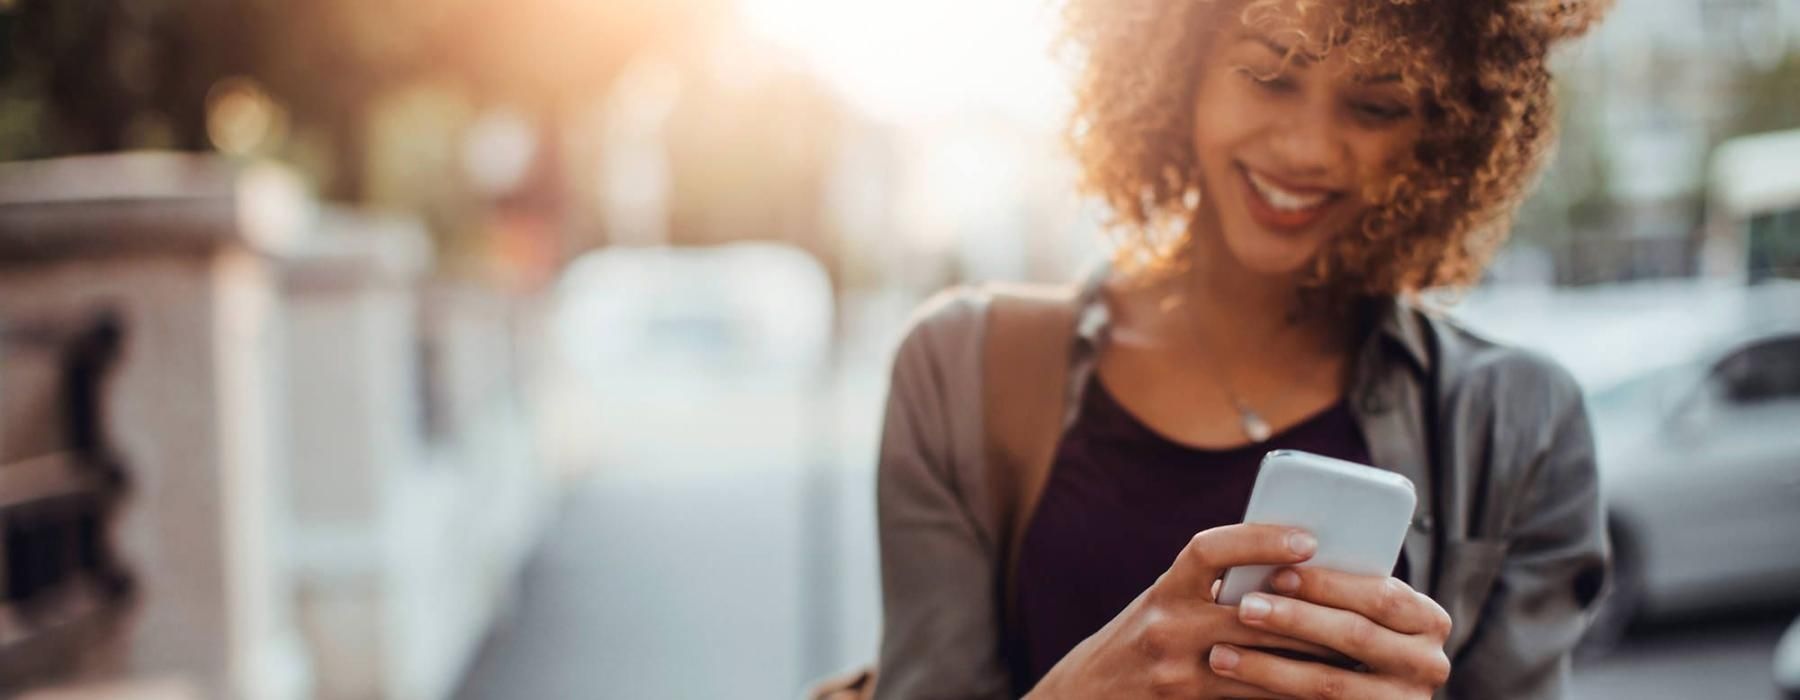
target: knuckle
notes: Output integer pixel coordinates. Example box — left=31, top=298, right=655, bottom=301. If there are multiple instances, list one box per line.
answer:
left=1433, top=611, right=1454, bottom=639
left=1147, top=664, right=1199, bottom=696
left=1182, top=532, right=1217, bottom=569
left=1135, top=614, right=1179, bottom=660
left=1309, top=673, right=1349, bottom=700
left=1373, top=581, right=1405, bottom=619
left=1426, top=597, right=1454, bottom=638
left=1347, top=616, right=1381, bottom=649
left=1420, top=650, right=1452, bottom=686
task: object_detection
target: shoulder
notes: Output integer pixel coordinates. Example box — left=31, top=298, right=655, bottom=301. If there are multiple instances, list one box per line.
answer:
left=1413, top=309, right=1594, bottom=486
left=1411, top=308, right=1600, bottom=540
left=897, top=287, right=988, bottom=353
left=878, top=288, right=996, bottom=530
left=890, top=279, right=1086, bottom=375
left=882, top=287, right=994, bottom=443
left=1419, top=309, right=1585, bottom=419
left=888, top=286, right=990, bottom=385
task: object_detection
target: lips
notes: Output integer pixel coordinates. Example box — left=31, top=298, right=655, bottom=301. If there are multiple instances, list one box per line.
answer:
left=1236, top=164, right=1342, bottom=233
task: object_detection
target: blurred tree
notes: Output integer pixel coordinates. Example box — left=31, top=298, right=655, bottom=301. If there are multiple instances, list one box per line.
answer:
left=1507, top=71, right=1619, bottom=285
left=0, top=0, right=725, bottom=281
left=0, top=0, right=178, bottom=155
left=1727, top=50, right=1800, bottom=136
left=0, top=0, right=706, bottom=199
left=0, top=0, right=449, bottom=183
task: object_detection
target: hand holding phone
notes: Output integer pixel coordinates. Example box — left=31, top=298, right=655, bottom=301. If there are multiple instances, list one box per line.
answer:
left=1203, top=451, right=1453, bottom=699
left=1216, top=449, right=1415, bottom=606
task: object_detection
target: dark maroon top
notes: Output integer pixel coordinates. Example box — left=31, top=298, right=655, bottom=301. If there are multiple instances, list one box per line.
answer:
left=1006, top=375, right=1403, bottom=693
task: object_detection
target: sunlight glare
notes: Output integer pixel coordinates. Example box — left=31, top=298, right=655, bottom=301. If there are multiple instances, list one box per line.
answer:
left=736, top=0, right=1068, bottom=126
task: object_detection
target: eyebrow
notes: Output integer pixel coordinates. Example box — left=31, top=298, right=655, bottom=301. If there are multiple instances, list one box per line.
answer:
left=1240, top=33, right=1404, bottom=85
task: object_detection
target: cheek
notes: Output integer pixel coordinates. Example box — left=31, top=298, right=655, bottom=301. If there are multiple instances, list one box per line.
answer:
left=1190, top=100, right=1225, bottom=169
left=1190, top=77, right=1261, bottom=161
left=1349, top=131, right=1421, bottom=201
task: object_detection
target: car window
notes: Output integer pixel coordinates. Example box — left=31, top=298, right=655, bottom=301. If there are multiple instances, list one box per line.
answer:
left=1709, top=335, right=1800, bottom=405
left=1747, top=208, right=1800, bottom=282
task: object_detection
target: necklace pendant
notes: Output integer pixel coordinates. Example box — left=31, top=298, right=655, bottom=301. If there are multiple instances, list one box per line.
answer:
left=1241, top=410, right=1272, bottom=443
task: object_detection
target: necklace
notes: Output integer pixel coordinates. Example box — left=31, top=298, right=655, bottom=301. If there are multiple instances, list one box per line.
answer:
left=1226, top=393, right=1275, bottom=444
left=1171, top=293, right=1299, bottom=444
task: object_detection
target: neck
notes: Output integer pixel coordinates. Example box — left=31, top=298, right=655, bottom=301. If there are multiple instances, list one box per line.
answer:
left=1177, top=214, right=1349, bottom=365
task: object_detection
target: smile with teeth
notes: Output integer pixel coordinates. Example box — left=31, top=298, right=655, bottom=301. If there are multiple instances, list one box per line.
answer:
left=1244, top=168, right=1334, bottom=213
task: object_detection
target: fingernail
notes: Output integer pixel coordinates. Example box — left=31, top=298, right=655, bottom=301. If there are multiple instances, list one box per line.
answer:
left=1272, top=569, right=1301, bottom=593
left=1210, top=645, right=1241, bottom=672
left=1240, top=594, right=1272, bottom=622
left=1287, top=532, right=1317, bottom=556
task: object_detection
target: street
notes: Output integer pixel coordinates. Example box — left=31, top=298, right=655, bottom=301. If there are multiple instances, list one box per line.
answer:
left=1575, top=609, right=1795, bottom=700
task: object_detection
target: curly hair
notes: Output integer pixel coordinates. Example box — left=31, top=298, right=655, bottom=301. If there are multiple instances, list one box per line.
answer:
left=1061, top=0, right=1611, bottom=297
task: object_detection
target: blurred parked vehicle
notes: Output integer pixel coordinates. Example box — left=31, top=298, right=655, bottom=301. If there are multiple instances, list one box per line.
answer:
left=1455, top=280, right=1800, bottom=650
left=552, top=242, right=833, bottom=388
left=1780, top=614, right=1800, bottom=699
left=544, top=242, right=835, bottom=472
left=1705, top=127, right=1800, bottom=282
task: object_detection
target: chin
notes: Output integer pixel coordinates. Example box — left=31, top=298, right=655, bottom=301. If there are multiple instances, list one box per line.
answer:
left=1216, top=225, right=1330, bottom=277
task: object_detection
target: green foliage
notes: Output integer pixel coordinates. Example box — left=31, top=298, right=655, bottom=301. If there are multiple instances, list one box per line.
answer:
left=1727, top=51, right=1800, bottom=137
left=0, top=0, right=700, bottom=196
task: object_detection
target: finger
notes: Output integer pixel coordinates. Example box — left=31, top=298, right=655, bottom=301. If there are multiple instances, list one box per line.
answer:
left=1218, top=619, right=1343, bottom=662
left=1200, top=673, right=1294, bottom=700
left=1232, top=641, right=1359, bottom=671
left=1271, top=567, right=1452, bottom=639
left=1157, top=604, right=1345, bottom=666
left=1211, top=644, right=1404, bottom=700
left=1158, top=524, right=1317, bottom=602
left=1236, top=592, right=1451, bottom=683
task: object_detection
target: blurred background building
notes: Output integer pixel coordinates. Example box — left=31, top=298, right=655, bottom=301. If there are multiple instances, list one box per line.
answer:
left=0, top=0, right=1796, bottom=698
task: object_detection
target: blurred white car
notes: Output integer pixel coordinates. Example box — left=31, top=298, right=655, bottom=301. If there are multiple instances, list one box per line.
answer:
left=1588, top=322, right=1800, bottom=636
left=1779, top=614, right=1800, bottom=698
left=1455, top=280, right=1800, bottom=648
left=542, top=242, right=836, bottom=474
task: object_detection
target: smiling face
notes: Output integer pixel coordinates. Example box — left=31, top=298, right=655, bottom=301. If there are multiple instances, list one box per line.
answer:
left=1189, top=9, right=1424, bottom=278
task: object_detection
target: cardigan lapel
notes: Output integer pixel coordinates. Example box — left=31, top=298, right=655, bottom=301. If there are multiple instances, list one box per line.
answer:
left=1350, top=297, right=1439, bottom=596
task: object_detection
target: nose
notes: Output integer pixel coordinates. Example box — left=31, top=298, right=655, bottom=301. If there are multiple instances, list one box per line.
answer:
left=1265, top=102, right=1344, bottom=181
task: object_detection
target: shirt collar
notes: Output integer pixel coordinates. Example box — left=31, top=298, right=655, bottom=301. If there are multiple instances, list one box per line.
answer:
left=1068, top=262, right=1433, bottom=375
left=1370, top=294, right=1432, bottom=375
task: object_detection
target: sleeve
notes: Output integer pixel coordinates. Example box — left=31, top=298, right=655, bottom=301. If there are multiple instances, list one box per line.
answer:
left=871, top=296, right=1014, bottom=700
left=1446, top=368, right=1610, bottom=699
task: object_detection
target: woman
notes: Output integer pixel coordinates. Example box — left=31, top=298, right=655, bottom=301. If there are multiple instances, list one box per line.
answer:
left=871, top=0, right=1613, bottom=698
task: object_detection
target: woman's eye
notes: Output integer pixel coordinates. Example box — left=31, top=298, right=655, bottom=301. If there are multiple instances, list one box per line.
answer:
left=1236, top=66, right=1294, bottom=92
left=1352, top=101, right=1411, bottom=122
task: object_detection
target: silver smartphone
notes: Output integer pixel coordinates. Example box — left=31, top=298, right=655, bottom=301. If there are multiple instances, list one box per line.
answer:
left=1215, top=449, right=1417, bottom=606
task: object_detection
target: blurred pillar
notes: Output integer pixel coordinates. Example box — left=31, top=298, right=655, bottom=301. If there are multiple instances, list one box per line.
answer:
left=0, top=153, right=314, bottom=699
left=275, top=209, right=437, bottom=700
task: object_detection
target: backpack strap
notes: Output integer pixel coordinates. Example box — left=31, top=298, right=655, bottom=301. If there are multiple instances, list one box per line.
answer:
left=981, top=282, right=1082, bottom=637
